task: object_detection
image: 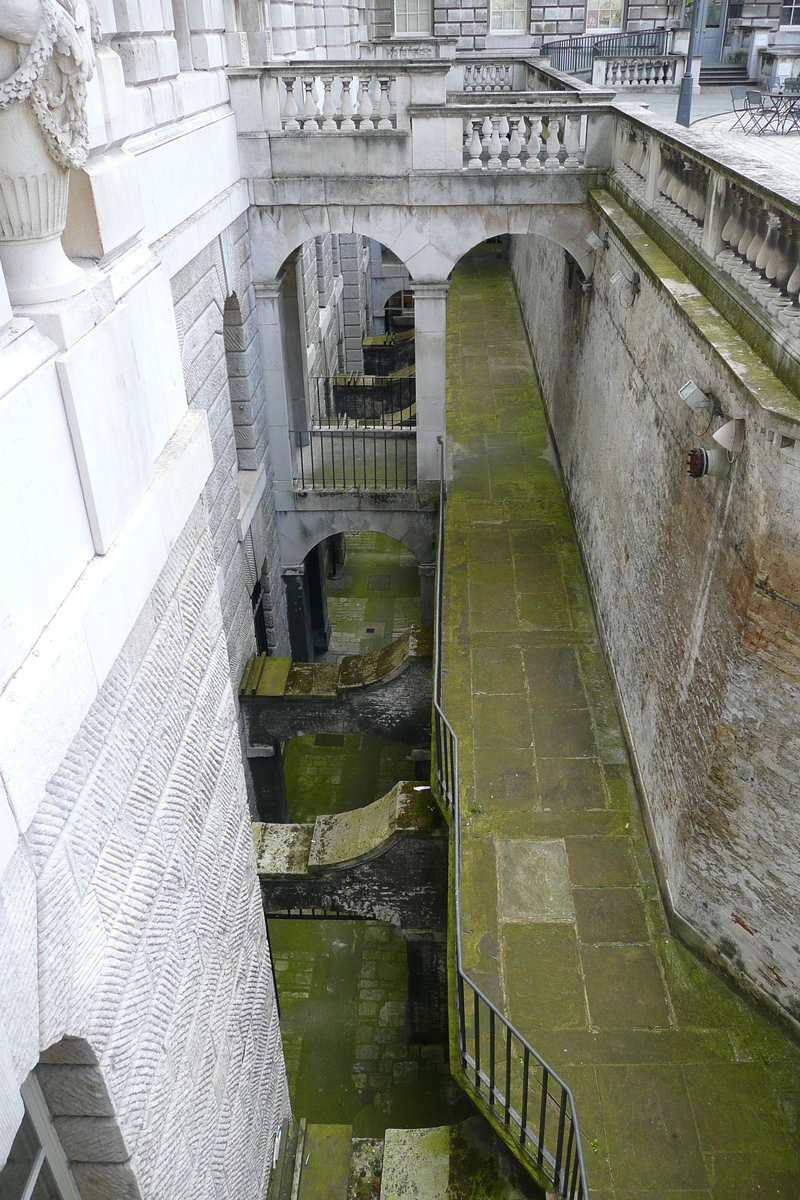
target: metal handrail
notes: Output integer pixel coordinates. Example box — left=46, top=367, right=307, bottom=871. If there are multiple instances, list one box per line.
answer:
left=291, top=426, right=415, bottom=491
left=542, top=29, right=669, bottom=76
left=433, top=437, right=589, bottom=1199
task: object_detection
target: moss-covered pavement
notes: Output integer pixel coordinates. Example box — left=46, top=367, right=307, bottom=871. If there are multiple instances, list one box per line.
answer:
left=442, top=252, right=800, bottom=1199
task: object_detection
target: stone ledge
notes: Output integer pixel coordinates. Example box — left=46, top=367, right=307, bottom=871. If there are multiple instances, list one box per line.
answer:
left=591, top=187, right=800, bottom=427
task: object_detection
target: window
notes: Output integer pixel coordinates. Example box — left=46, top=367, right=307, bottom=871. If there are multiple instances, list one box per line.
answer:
left=490, top=0, right=528, bottom=32
left=585, top=0, right=623, bottom=29
left=0, top=1078, right=82, bottom=1200
left=782, top=0, right=800, bottom=23
left=394, top=0, right=431, bottom=34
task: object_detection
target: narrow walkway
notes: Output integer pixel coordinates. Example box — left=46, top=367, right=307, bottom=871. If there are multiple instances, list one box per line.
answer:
left=442, top=253, right=800, bottom=1199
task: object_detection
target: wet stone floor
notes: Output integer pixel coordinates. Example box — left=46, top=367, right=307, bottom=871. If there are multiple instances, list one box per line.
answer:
left=270, top=534, right=467, bottom=1141
left=323, top=531, right=421, bottom=660
left=283, top=733, right=415, bottom=823
left=442, top=252, right=800, bottom=1199
left=269, top=919, right=471, bottom=1138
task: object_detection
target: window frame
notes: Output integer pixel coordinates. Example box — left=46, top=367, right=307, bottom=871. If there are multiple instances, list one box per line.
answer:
left=584, top=0, right=624, bottom=32
left=489, top=0, right=529, bottom=34
left=6, top=1076, right=84, bottom=1200
left=393, top=0, right=433, bottom=36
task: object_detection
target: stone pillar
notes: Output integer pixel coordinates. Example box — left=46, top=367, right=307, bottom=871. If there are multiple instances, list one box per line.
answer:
left=255, top=277, right=294, bottom=497
left=283, top=564, right=314, bottom=661
left=411, top=280, right=449, bottom=488
left=248, top=738, right=290, bottom=822
left=406, top=934, right=447, bottom=1042
left=305, top=541, right=331, bottom=654
left=418, top=562, right=435, bottom=627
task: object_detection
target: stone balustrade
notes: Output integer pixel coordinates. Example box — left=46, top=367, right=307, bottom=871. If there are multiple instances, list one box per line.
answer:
left=457, top=105, right=587, bottom=170
left=592, top=55, right=683, bottom=89
left=229, top=58, right=612, bottom=179
left=276, top=70, right=398, bottom=132
left=614, top=115, right=800, bottom=352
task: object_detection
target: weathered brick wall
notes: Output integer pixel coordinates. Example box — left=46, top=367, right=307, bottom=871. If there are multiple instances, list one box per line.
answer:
left=171, top=219, right=289, bottom=681
left=510, top=230, right=800, bottom=1029
left=6, top=498, right=289, bottom=1196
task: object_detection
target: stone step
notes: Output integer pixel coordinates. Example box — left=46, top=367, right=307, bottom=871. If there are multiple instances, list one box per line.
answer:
left=379, top=1118, right=541, bottom=1200
left=296, top=1123, right=353, bottom=1200
left=698, top=64, right=750, bottom=84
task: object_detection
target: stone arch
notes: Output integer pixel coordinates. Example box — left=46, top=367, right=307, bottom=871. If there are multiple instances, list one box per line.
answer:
left=249, top=203, right=600, bottom=284
left=276, top=505, right=436, bottom=571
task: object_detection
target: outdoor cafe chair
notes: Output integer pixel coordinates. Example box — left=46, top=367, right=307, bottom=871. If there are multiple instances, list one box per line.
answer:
left=730, top=85, right=754, bottom=132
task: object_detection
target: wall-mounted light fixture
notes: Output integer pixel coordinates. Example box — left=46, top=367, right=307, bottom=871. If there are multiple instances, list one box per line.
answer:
left=585, top=230, right=609, bottom=253
left=610, top=265, right=640, bottom=307
left=687, top=418, right=746, bottom=479
left=678, top=380, right=715, bottom=415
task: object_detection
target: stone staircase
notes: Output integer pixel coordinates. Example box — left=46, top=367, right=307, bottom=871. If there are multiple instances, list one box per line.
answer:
left=268, top=1117, right=544, bottom=1200
left=697, top=62, right=750, bottom=87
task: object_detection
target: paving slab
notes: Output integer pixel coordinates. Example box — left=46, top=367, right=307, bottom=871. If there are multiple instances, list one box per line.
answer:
left=444, top=253, right=800, bottom=1198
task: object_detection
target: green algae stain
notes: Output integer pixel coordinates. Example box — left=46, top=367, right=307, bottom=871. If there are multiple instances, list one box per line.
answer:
left=269, top=919, right=472, bottom=1138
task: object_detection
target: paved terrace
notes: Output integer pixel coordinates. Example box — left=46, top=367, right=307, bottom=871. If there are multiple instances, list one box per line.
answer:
left=441, top=252, right=800, bottom=1199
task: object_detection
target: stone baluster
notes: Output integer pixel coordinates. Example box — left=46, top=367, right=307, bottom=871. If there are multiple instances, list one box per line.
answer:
left=764, top=216, right=796, bottom=320
left=321, top=78, right=337, bottom=131
left=528, top=115, right=543, bottom=168
left=689, top=166, right=708, bottom=222
left=302, top=77, right=319, bottom=131
left=340, top=78, right=355, bottom=130
left=745, top=204, right=771, bottom=270
left=499, top=114, right=510, bottom=150
left=468, top=120, right=483, bottom=169
left=376, top=77, right=393, bottom=129
left=785, top=223, right=800, bottom=304
left=736, top=195, right=762, bottom=260
left=482, top=115, right=492, bottom=150
left=507, top=119, right=522, bottom=169
left=502, top=64, right=512, bottom=91
left=358, top=77, right=374, bottom=130
left=563, top=114, right=581, bottom=166
left=517, top=116, right=528, bottom=167
left=283, top=77, right=300, bottom=130
left=720, top=187, right=747, bottom=255
left=756, top=212, right=781, bottom=276
left=488, top=116, right=503, bottom=170
left=545, top=115, right=561, bottom=167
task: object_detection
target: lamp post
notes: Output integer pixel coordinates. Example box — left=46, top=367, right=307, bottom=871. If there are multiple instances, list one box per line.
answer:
left=676, top=0, right=704, bottom=126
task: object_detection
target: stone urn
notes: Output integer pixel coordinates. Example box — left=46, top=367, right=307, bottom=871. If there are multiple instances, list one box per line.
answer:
left=0, top=0, right=97, bottom=305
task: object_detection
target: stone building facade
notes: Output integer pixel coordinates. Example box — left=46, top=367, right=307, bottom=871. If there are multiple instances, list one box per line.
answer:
left=2, top=0, right=800, bottom=1191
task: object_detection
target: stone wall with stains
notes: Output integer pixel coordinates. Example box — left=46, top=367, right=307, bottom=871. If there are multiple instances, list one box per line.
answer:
left=509, top=226, right=800, bottom=1030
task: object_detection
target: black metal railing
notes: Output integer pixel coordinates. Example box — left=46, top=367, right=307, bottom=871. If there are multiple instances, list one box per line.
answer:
left=542, top=28, right=669, bottom=76
left=292, top=427, right=416, bottom=491
left=432, top=438, right=589, bottom=1199
left=310, top=374, right=416, bottom=428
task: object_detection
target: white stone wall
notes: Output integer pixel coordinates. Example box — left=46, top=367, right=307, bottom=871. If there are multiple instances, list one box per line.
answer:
left=0, top=0, right=294, bottom=1175
left=171, top=221, right=290, bottom=686
left=0, top=498, right=288, bottom=1194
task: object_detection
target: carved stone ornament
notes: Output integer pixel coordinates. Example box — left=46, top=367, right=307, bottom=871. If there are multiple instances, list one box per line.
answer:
left=0, top=0, right=99, bottom=304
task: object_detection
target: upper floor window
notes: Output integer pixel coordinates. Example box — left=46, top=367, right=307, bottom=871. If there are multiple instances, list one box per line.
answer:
left=490, top=0, right=528, bottom=31
left=782, top=0, right=800, bottom=23
left=394, top=0, right=432, bottom=34
left=585, top=0, right=623, bottom=29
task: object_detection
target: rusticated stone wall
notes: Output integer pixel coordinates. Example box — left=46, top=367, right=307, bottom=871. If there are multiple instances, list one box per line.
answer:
left=171, top=218, right=290, bottom=687
left=7, top=497, right=288, bottom=1197
left=510, top=227, right=800, bottom=1030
